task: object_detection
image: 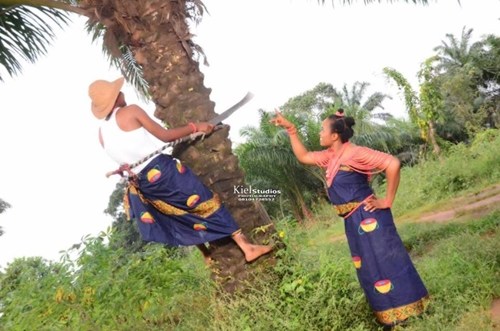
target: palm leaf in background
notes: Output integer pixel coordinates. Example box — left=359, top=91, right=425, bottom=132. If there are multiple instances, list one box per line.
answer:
left=83, top=20, right=151, bottom=100
left=0, top=4, right=70, bottom=81
left=237, top=111, right=324, bottom=220
left=0, top=198, right=11, bottom=236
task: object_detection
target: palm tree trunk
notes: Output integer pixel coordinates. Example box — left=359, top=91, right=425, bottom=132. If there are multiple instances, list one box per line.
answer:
left=81, top=0, right=274, bottom=293
left=428, top=121, right=441, bottom=156
left=290, top=184, right=314, bottom=222
left=300, top=200, right=314, bottom=222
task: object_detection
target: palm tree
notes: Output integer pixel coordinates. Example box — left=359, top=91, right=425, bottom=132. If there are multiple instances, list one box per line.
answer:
left=237, top=111, right=325, bottom=222
left=1, top=0, right=274, bottom=292
left=433, top=26, right=484, bottom=73
left=333, top=81, right=399, bottom=152
left=435, top=29, right=500, bottom=134
left=1, top=0, right=434, bottom=84
left=283, top=81, right=404, bottom=152
left=1, top=0, right=435, bottom=292
left=237, top=82, right=420, bottom=221
left=477, top=34, right=500, bottom=86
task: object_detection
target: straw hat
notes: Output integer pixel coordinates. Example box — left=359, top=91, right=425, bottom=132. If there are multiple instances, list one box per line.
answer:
left=88, top=77, right=125, bottom=119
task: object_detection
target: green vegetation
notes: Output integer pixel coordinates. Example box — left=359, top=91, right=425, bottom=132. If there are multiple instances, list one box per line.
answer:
left=1, top=211, right=497, bottom=330
left=208, top=213, right=500, bottom=331
left=391, top=129, right=500, bottom=217
left=1, top=129, right=499, bottom=330
left=236, top=27, right=500, bottom=222
left=1, top=9, right=499, bottom=328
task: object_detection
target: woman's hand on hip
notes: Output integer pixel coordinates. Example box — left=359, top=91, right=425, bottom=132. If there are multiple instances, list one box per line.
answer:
left=363, top=196, right=391, bottom=212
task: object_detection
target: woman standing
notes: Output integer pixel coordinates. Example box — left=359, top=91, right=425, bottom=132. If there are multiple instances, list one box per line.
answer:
left=270, top=109, right=428, bottom=326
left=88, top=77, right=272, bottom=264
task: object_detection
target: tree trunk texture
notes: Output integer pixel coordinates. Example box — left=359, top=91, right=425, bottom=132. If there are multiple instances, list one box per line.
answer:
left=81, top=0, right=275, bottom=293
left=428, top=121, right=441, bottom=157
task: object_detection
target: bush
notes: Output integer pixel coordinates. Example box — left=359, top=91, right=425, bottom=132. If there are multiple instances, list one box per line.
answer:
left=391, top=129, right=500, bottom=216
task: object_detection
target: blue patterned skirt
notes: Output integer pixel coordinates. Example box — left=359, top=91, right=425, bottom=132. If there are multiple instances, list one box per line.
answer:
left=125, top=154, right=240, bottom=246
left=344, top=206, right=429, bottom=325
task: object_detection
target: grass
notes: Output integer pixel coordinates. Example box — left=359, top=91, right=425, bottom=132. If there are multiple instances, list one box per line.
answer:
left=205, top=210, right=500, bottom=331
left=398, top=211, right=500, bottom=257
left=403, top=220, right=500, bottom=330
left=1, top=131, right=499, bottom=330
left=3, top=208, right=496, bottom=330
left=381, top=130, right=500, bottom=218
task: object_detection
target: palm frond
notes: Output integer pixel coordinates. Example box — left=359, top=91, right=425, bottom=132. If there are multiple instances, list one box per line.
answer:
left=114, top=46, right=150, bottom=99
left=0, top=198, right=11, bottom=214
left=434, top=26, right=478, bottom=72
left=372, top=112, right=393, bottom=121
left=0, top=5, right=70, bottom=81
left=84, top=20, right=149, bottom=100
left=353, top=130, right=394, bottom=152
left=362, top=92, right=392, bottom=112
left=239, top=125, right=263, bottom=139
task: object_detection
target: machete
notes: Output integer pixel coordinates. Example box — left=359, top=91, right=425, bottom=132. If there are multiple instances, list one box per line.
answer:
left=208, top=91, right=254, bottom=125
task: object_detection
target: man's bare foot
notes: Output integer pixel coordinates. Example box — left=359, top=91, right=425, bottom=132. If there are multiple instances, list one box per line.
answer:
left=244, top=244, right=273, bottom=262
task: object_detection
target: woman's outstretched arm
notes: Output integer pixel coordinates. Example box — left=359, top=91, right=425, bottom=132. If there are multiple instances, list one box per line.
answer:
left=270, top=110, right=317, bottom=165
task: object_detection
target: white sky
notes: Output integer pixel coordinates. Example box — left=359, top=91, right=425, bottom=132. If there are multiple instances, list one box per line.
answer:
left=1, top=0, right=499, bottom=268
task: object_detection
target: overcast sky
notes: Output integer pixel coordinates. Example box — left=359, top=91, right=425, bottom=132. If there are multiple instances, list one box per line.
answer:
left=1, top=0, right=499, bottom=268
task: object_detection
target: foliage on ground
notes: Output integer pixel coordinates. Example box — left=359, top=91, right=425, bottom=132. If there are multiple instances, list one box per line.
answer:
left=1, top=130, right=499, bottom=331
left=377, top=129, right=500, bottom=217
left=0, top=209, right=498, bottom=330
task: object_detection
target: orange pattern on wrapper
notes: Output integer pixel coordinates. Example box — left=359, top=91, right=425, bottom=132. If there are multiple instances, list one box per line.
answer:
left=124, top=186, right=132, bottom=221
left=359, top=218, right=378, bottom=233
left=352, top=256, right=362, bottom=269
left=333, top=194, right=376, bottom=219
left=193, top=223, right=207, bottom=231
left=334, top=201, right=360, bottom=216
left=375, top=295, right=430, bottom=326
left=125, top=183, right=222, bottom=219
left=189, top=195, right=222, bottom=218
left=140, top=212, right=154, bottom=224
left=146, top=167, right=161, bottom=183
left=186, top=194, right=200, bottom=208
left=374, top=279, right=393, bottom=294
left=175, top=159, right=186, bottom=173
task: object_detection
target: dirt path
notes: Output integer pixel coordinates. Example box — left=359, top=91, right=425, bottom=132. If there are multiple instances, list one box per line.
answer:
left=330, top=184, right=500, bottom=242
left=493, top=299, right=500, bottom=330
left=416, top=184, right=500, bottom=223
left=408, top=184, right=500, bottom=328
